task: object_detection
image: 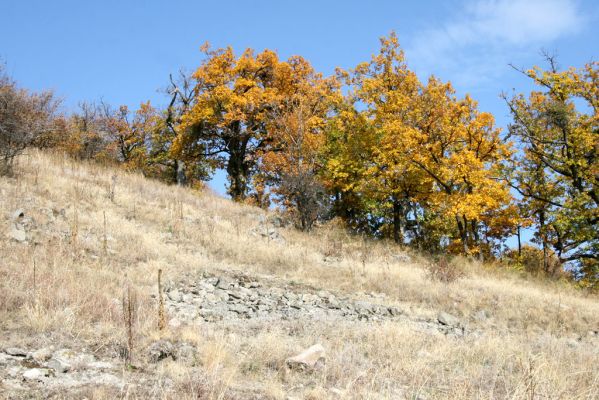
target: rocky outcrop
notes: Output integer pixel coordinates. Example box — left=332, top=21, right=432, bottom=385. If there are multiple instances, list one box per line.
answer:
left=162, top=273, right=404, bottom=325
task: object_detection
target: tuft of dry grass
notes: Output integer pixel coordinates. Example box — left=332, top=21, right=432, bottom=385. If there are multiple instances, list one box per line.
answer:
left=1, top=150, right=598, bottom=399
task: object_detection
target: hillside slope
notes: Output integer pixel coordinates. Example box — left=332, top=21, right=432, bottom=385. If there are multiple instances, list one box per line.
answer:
left=1, top=151, right=598, bottom=399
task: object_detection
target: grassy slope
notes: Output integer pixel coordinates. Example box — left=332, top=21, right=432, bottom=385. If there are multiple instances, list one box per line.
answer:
left=1, top=151, right=598, bottom=399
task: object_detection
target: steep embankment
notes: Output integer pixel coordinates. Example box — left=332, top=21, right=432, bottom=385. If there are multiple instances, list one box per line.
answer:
left=1, top=151, right=598, bottom=399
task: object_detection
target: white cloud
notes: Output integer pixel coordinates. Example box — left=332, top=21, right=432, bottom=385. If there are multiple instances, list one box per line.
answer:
left=406, top=0, right=585, bottom=90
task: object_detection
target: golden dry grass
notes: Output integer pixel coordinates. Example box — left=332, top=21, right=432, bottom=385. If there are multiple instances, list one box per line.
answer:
left=1, top=150, right=598, bottom=399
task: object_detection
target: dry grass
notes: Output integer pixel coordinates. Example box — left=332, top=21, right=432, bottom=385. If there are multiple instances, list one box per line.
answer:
left=1, top=150, right=598, bottom=399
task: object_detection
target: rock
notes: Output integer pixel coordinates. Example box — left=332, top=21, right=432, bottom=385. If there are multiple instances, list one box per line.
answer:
left=167, top=289, right=182, bottom=302
left=49, top=349, right=95, bottom=371
left=168, top=317, right=182, bottom=329
left=31, top=347, right=54, bottom=362
left=229, top=303, right=251, bottom=315
left=437, top=311, right=460, bottom=327
left=11, top=209, right=25, bottom=221
left=88, top=361, right=114, bottom=370
left=330, top=387, right=343, bottom=396
left=354, top=301, right=373, bottom=315
left=5, top=347, right=27, bottom=357
left=47, top=358, right=70, bottom=373
left=286, top=344, right=326, bottom=370
left=148, top=340, right=176, bottom=363
left=8, top=225, right=27, bottom=242
left=216, top=277, right=233, bottom=290
left=22, top=368, right=51, bottom=381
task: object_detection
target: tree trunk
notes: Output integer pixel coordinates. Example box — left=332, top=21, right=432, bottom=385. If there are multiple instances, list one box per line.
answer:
left=539, top=209, right=549, bottom=273
left=456, top=215, right=469, bottom=254
left=175, top=160, right=187, bottom=186
left=392, top=200, right=403, bottom=244
left=517, top=225, right=522, bottom=257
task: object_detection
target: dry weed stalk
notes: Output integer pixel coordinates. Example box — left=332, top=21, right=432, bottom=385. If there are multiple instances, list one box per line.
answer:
left=71, top=206, right=79, bottom=246
left=122, top=279, right=137, bottom=366
left=158, top=269, right=166, bottom=331
left=107, top=174, right=117, bottom=202
left=102, top=210, right=108, bottom=256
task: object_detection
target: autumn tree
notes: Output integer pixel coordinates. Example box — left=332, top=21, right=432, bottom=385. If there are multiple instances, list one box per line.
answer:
left=0, top=65, right=59, bottom=175
left=504, top=57, right=598, bottom=285
left=342, top=33, right=434, bottom=244
left=59, top=102, right=111, bottom=161
left=149, top=71, right=212, bottom=186
left=255, top=59, right=339, bottom=229
left=100, top=101, right=157, bottom=171
left=179, top=44, right=330, bottom=201
left=329, top=33, right=515, bottom=254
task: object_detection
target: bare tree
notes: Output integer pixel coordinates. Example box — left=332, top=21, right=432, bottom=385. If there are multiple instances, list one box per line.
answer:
left=0, top=65, right=59, bottom=175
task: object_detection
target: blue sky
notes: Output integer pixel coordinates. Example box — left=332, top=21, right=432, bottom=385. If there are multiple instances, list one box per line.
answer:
left=1, top=0, right=598, bottom=244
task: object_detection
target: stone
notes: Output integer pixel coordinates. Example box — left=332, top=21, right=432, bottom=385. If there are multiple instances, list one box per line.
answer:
left=31, top=347, right=54, bottom=362
left=88, top=361, right=114, bottom=370
left=286, top=344, right=326, bottom=370
left=167, top=289, right=182, bottom=302
left=148, top=340, right=176, bottom=363
left=49, top=349, right=95, bottom=371
left=229, top=303, right=251, bottom=314
left=8, top=225, right=27, bottom=242
left=216, top=277, right=233, bottom=290
left=22, top=368, right=51, bottom=381
left=168, top=317, right=182, bottom=329
left=437, top=311, right=460, bottom=327
left=47, top=358, right=70, bottom=373
left=11, top=209, right=25, bottom=221
left=5, top=347, right=27, bottom=357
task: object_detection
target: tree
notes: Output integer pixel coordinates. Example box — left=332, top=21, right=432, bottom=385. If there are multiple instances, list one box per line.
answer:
left=258, top=95, right=331, bottom=230
left=0, top=65, right=59, bottom=175
left=150, top=71, right=211, bottom=186
left=179, top=44, right=329, bottom=201
left=343, top=32, right=433, bottom=244
left=330, top=33, right=515, bottom=255
left=60, top=102, right=111, bottom=161
left=100, top=101, right=157, bottom=171
left=504, top=57, right=598, bottom=285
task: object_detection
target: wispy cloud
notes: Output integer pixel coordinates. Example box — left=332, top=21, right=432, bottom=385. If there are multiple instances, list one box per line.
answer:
left=406, top=0, right=585, bottom=89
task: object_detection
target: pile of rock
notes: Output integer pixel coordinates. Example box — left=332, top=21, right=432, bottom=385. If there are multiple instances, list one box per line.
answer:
left=163, top=274, right=404, bottom=326
left=0, top=346, right=121, bottom=392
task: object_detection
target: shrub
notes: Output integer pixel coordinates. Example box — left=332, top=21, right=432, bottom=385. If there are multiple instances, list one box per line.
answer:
left=0, top=65, right=59, bottom=175
left=426, top=257, right=464, bottom=283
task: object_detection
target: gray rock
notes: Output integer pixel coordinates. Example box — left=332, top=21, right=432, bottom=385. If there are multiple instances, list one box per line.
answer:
left=5, top=347, right=27, bottom=357
left=31, top=347, right=54, bottom=362
left=229, top=303, right=252, bottom=314
left=23, top=368, right=51, bottom=381
left=286, top=344, right=326, bottom=370
left=148, top=340, right=176, bottom=363
left=47, top=358, right=70, bottom=373
left=11, top=209, right=25, bottom=221
left=8, top=225, right=27, bottom=242
left=437, top=311, right=460, bottom=327
left=168, top=289, right=182, bottom=302
left=88, top=361, right=114, bottom=370
left=216, top=277, right=233, bottom=290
